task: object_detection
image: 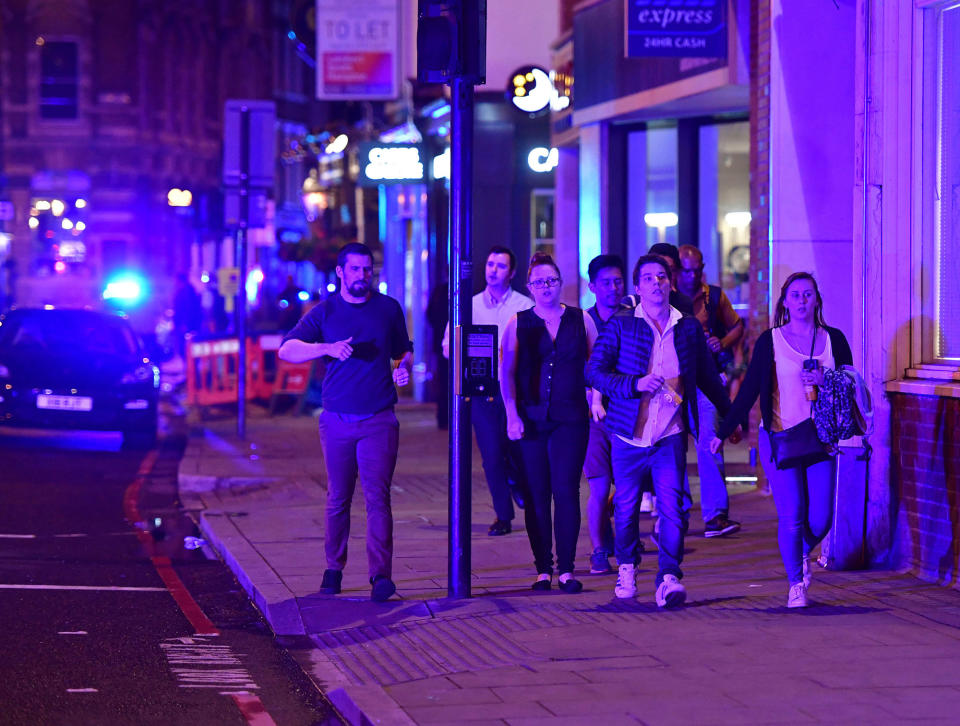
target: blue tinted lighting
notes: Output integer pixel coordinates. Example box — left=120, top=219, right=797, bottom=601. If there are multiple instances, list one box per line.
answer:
left=103, top=274, right=146, bottom=304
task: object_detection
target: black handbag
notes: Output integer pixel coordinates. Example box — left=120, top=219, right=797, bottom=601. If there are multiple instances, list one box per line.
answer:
left=768, top=326, right=831, bottom=470
left=768, top=417, right=831, bottom=470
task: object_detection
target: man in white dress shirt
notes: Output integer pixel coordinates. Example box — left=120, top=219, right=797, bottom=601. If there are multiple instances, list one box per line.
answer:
left=444, top=246, right=533, bottom=535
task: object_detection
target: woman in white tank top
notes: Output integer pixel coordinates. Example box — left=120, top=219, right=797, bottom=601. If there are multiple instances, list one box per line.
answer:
left=710, top=272, right=853, bottom=609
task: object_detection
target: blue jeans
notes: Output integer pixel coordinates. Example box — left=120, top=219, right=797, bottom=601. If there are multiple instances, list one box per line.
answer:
left=611, top=433, right=690, bottom=584
left=472, top=395, right=516, bottom=522
left=759, top=427, right=837, bottom=585
left=690, top=389, right=729, bottom=522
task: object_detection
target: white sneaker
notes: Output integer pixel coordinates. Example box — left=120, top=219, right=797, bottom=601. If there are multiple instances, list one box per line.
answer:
left=655, top=574, right=686, bottom=609
left=787, top=582, right=809, bottom=608
left=639, top=491, right=654, bottom=513
left=614, top=564, right=637, bottom=598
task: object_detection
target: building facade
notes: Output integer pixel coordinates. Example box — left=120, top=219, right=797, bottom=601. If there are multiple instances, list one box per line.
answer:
left=0, top=0, right=273, bottom=329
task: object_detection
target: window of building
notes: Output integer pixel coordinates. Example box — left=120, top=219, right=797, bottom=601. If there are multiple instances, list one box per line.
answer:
left=699, top=120, right=751, bottom=308
left=920, top=2, right=960, bottom=365
left=39, top=41, right=79, bottom=119
left=531, top=190, right=555, bottom=257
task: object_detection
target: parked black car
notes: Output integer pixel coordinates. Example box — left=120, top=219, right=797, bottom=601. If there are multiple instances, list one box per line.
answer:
left=0, top=307, right=159, bottom=447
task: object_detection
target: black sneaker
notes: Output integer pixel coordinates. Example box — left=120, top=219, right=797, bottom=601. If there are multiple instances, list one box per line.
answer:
left=704, top=515, right=741, bottom=538
left=589, top=548, right=613, bottom=574
left=370, top=574, right=396, bottom=602
left=488, top=519, right=512, bottom=536
left=320, top=568, right=342, bottom=594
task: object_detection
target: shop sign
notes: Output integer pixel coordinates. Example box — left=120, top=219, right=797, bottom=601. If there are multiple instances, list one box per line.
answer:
left=527, top=148, right=559, bottom=173
left=625, top=0, right=727, bottom=59
left=316, top=0, right=399, bottom=100
left=507, top=66, right=569, bottom=116
left=357, top=143, right=424, bottom=186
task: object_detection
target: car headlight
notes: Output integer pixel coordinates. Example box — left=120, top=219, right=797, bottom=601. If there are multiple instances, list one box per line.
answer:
left=121, top=364, right=159, bottom=387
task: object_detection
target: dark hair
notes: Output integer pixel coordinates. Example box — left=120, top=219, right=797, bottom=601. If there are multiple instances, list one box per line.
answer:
left=588, top=254, right=625, bottom=282
left=774, top=272, right=827, bottom=328
left=487, top=245, right=516, bottom=272
left=632, top=254, right=672, bottom=287
left=527, top=251, right=560, bottom=280
left=648, top=242, right=680, bottom=269
left=337, top=242, right=374, bottom=268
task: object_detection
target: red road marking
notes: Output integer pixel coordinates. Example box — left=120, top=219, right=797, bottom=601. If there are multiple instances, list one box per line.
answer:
left=230, top=693, right=278, bottom=726
left=125, top=450, right=279, bottom=726
left=122, top=450, right=218, bottom=635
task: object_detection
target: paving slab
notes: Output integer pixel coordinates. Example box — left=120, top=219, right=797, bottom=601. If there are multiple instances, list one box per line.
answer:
left=179, top=402, right=960, bottom=726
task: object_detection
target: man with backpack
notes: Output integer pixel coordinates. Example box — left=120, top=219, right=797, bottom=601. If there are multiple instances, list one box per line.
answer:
left=677, top=244, right=744, bottom=538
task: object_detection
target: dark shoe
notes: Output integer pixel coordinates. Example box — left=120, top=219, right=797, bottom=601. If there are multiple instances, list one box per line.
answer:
left=320, top=569, right=342, bottom=595
left=704, top=515, right=741, bottom=538
left=531, top=576, right=551, bottom=591
left=589, top=548, right=613, bottom=575
left=370, top=574, right=396, bottom=602
left=509, top=485, right=526, bottom=510
left=488, top=519, right=512, bottom=536
left=558, top=575, right=583, bottom=594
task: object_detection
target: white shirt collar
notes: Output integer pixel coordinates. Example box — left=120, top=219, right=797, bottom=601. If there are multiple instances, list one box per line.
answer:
left=483, top=286, right=514, bottom=308
left=635, top=302, right=682, bottom=332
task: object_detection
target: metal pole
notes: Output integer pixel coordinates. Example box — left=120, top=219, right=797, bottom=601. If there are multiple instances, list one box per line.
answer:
left=448, top=76, right=474, bottom=598
left=236, top=108, right=250, bottom=439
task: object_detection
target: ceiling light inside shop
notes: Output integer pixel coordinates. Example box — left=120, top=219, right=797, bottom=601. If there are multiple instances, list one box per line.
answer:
left=724, top=211, right=752, bottom=228
left=644, top=212, right=679, bottom=228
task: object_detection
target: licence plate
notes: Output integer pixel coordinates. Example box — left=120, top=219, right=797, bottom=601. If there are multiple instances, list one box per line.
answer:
left=36, top=394, right=93, bottom=412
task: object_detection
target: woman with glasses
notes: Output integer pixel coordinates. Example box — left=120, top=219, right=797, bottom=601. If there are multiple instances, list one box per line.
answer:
left=501, top=252, right=598, bottom=593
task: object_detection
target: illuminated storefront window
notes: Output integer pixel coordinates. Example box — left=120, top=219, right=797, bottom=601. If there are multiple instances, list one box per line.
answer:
left=29, top=197, right=88, bottom=274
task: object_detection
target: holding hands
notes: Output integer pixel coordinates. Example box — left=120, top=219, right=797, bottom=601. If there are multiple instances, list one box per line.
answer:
left=708, top=425, right=743, bottom=454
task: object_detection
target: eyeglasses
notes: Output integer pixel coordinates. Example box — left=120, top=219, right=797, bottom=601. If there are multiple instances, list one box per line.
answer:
left=639, top=273, right=669, bottom=285
left=528, top=277, right=561, bottom=289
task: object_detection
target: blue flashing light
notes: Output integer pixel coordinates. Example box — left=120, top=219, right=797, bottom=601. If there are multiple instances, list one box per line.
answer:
left=297, top=290, right=310, bottom=302
left=279, top=299, right=289, bottom=309
left=103, top=274, right=146, bottom=305
left=430, top=103, right=451, bottom=119
left=287, top=31, right=297, bottom=40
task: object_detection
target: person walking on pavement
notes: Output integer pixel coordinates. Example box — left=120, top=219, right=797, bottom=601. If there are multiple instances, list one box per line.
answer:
left=443, top=246, right=533, bottom=536
left=587, top=255, right=735, bottom=608
left=583, top=254, right=631, bottom=575
left=711, top=272, right=852, bottom=609
left=278, top=243, right=413, bottom=602
left=676, top=244, right=745, bottom=539
left=501, top=252, right=598, bottom=594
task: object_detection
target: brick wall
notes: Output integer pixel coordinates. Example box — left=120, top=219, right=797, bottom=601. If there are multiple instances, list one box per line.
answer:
left=890, top=393, right=960, bottom=584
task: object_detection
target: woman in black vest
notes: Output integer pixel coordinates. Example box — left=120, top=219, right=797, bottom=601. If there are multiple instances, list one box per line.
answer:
left=501, top=252, right=598, bottom=593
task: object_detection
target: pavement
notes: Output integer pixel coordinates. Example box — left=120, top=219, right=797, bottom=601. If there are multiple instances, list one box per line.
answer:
left=178, top=401, right=960, bottom=726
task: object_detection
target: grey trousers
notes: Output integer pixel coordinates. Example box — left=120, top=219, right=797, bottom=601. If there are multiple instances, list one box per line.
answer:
left=318, top=408, right=400, bottom=579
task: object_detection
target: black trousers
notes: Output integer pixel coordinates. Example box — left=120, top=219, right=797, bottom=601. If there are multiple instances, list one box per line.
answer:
left=514, top=418, right=589, bottom=575
left=472, top=395, right=517, bottom=522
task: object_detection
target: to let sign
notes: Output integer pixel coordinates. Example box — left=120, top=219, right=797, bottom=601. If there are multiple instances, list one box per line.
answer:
left=625, top=0, right=727, bottom=59
left=316, top=0, right=400, bottom=100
